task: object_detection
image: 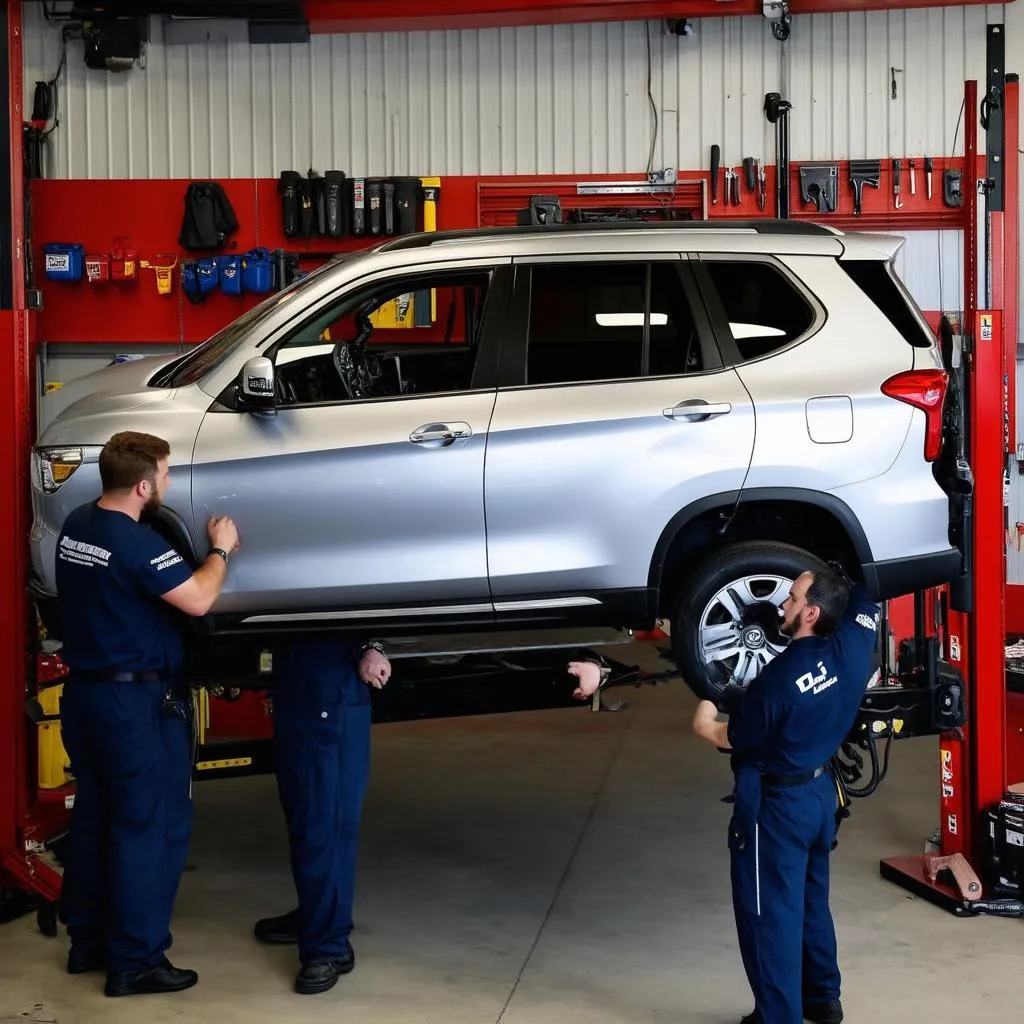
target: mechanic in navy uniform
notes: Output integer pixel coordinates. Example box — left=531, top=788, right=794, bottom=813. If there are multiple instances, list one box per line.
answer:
left=692, top=565, right=879, bottom=1024
left=55, top=431, right=240, bottom=997
left=252, top=635, right=393, bottom=995
left=252, top=644, right=603, bottom=996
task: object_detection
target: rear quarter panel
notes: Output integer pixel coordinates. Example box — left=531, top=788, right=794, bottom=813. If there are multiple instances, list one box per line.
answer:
left=734, top=254, right=916, bottom=492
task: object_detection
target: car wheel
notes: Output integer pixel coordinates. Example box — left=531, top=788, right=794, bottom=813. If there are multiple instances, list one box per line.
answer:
left=671, top=541, right=829, bottom=702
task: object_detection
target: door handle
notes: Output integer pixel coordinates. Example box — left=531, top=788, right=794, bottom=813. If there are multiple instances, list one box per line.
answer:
left=409, top=422, right=473, bottom=446
left=663, top=400, right=733, bottom=421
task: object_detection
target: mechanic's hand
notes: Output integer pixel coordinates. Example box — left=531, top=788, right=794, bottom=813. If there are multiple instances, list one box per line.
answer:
left=694, top=699, right=719, bottom=724
left=359, top=648, right=391, bottom=689
left=692, top=699, right=722, bottom=741
left=208, top=514, right=240, bottom=554
left=568, top=660, right=603, bottom=700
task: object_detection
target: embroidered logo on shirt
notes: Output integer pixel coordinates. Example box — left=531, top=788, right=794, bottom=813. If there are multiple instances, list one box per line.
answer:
left=795, top=660, right=838, bottom=696
left=58, top=535, right=112, bottom=568
left=151, top=549, right=184, bottom=571
left=856, top=612, right=877, bottom=631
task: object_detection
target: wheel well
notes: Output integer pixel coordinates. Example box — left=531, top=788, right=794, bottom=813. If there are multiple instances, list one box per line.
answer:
left=654, top=498, right=864, bottom=616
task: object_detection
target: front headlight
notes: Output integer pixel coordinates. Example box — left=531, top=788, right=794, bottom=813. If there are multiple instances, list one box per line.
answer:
left=33, top=447, right=83, bottom=494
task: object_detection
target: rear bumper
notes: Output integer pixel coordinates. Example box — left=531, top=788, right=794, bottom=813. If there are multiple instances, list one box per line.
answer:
left=863, top=547, right=962, bottom=601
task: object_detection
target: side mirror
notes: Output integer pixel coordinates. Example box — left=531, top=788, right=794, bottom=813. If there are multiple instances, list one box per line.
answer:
left=239, top=356, right=276, bottom=416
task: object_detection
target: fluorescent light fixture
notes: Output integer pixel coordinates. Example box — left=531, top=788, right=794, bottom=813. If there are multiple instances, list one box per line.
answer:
left=595, top=313, right=669, bottom=327
left=730, top=322, right=786, bottom=339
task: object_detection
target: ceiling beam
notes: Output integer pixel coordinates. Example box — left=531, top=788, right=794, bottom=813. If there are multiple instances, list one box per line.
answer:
left=303, top=0, right=1008, bottom=34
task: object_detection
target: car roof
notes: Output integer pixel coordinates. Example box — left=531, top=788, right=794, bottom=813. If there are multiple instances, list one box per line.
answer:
left=369, top=220, right=902, bottom=261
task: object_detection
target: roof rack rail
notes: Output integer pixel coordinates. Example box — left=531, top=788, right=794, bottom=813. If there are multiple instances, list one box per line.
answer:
left=375, top=219, right=840, bottom=252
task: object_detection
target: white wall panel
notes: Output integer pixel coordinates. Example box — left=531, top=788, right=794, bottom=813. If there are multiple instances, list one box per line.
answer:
left=22, top=4, right=1013, bottom=180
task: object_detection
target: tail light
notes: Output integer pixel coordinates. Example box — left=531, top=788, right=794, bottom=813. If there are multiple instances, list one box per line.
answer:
left=880, top=369, right=948, bottom=462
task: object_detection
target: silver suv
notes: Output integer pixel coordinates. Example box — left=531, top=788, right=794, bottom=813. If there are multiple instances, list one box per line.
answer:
left=29, top=221, right=961, bottom=700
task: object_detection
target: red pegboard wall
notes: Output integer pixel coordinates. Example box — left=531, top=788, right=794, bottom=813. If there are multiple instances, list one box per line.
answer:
left=29, top=160, right=969, bottom=346
left=30, top=176, right=477, bottom=345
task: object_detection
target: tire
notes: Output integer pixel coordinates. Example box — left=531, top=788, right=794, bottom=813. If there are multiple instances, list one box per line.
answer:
left=671, top=541, right=829, bottom=702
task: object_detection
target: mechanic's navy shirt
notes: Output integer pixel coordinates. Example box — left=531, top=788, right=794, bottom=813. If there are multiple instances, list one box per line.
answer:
left=55, top=501, right=194, bottom=675
left=726, top=583, right=880, bottom=777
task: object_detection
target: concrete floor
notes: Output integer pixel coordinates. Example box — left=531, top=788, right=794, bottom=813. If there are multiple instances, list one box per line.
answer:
left=2, top=656, right=1022, bottom=1023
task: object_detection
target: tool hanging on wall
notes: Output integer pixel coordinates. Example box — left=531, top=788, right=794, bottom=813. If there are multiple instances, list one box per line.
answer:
left=279, top=170, right=421, bottom=239
left=743, top=157, right=757, bottom=196
left=798, top=164, right=837, bottom=213
left=764, top=92, right=792, bottom=218
left=323, top=171, right=347, bottom=237
left=349, top=178, right=366, bottom=236
left=944, top=169, right=964, bottom=207
left=892, top=159, right=903, bottom=209
left=726, top=168, right=740, bottom=206
left=909, top=159, right=917, bottom=197
left=925, top=157, right=934, bottom=200
left=367, top=178, right=384, bottom=235
left=849, top=160, right=881, bottom=216
left=139, top=256, right=178, bottom=296
left=710, top=145, right=721, bottom=206
left=890, top=66, right=903, bottom=100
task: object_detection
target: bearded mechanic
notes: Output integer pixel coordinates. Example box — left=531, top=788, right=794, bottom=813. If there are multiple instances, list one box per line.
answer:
left=55, top=430, right=240, bottom=997
left=692, top=565, right=879, bottom=1024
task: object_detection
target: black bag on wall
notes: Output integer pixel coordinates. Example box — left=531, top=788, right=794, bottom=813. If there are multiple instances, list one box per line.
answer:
left=178, top=182, right=239, bottom=250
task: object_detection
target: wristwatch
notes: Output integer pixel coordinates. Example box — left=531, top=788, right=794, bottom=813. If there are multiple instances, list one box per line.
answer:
left=361, top=640, right=386, bottom=656
left=211, top=547, right=229, bottom=564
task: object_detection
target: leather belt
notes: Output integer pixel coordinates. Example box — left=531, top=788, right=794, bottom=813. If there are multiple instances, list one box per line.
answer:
left=763, top=766, right=824, bottom=788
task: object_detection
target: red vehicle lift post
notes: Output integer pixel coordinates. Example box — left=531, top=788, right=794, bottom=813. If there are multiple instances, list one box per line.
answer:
left=0, top=0, right=53, bottom=905
left=879, top=51, right=1022, bottom=911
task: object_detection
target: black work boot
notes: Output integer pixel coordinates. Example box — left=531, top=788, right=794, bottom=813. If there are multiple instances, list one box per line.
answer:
left=254, top=908, right=299, bottom=944
left=67, top=947, right=106, bottom=975
left=294, top=946, right=355, bottom=995
left=804, top=999, right=844, bottom=1024
left=104, top=959, right=198, bottom=997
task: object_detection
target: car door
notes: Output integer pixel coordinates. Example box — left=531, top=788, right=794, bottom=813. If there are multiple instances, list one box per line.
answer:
left=483, top=255, right=756, bottom=624
left=190, top=262, right=510, bottom=630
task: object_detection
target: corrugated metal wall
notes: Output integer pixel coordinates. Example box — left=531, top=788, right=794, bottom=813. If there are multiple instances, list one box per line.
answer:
left=22, top=4, right=1011, bottom=180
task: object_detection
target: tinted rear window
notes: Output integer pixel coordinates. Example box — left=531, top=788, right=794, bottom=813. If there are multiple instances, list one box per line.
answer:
left=838, top=259, right=934, bottom=348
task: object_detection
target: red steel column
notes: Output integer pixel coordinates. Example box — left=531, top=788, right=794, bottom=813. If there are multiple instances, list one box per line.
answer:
left=0, top=0, right=34, bottom=882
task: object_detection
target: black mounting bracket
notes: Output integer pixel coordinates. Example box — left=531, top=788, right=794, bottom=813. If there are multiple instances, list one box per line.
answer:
left=983, top=23, right=1005, bottom=212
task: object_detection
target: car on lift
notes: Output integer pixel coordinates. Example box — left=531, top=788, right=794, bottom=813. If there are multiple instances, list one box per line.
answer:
left=28, top=221, right=961, bottom=701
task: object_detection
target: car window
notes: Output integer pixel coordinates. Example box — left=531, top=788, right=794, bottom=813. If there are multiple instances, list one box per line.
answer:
left=271, top=269, right=494, bottom=406
left=152, top=256, right=349, bottom=388
left=525, top=262, right=705, bottom=386
left=700, top=259, right=815, bottom=360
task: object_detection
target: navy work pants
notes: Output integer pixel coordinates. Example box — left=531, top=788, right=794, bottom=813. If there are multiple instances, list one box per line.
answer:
left=59, top=679, right=193, bottom=973
left=272, top=642, right=371, bottom=964
left=730, top=772, right=840, bottom=1024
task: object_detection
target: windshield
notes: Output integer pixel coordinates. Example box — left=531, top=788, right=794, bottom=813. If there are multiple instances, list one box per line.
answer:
left=151, top=257, right=350, bottom=388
